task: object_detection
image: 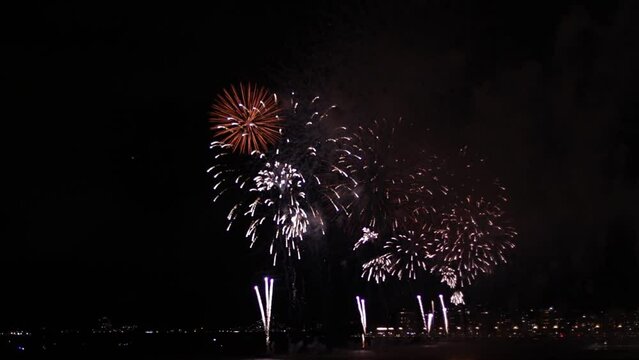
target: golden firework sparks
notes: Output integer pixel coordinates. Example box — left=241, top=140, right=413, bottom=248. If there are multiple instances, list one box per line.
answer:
left=210, top=83, right=282, bottom=154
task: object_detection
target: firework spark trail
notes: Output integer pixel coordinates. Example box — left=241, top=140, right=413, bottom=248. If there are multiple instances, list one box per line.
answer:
left=406, top=155, right=450, bottom=224
left=210, top=83, right=282, bottom=154
left=254, top=277, right=274, bottom=350
left=417, top=295, right=427, bottom=332
left=439, top=294, right=449, bottom=335
left=361, top=254, right=392, bottom=283
left=207, top=141, right=256, bottom=203
left=356, top=296, right=367, bottom=348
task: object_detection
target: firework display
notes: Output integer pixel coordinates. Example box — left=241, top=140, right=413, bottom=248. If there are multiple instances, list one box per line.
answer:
left=330, top=119, right=414, bottom=234
left=209, top=83, right=518, bottom=311
left=249, top=160, right=312, bottom=264
left=428, top=147, right=517, bottom=289
left=383, top=230, right=434, bottom=280
left=209, top=88, right=346, bottom=264
left=210, top=83, right=282, bottom=154
left=406, top=154, right=450, bottom=225
left=352, top=145, right=516, bottom=289
left=360, top=229, right=435, bottom=283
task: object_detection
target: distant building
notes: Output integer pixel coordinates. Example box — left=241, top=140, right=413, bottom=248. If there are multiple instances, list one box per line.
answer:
left=397, top=309, right=419, bottom=334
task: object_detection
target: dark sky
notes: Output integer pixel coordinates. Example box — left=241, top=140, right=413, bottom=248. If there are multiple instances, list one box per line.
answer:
left=3, top=1, right=638, bottom=329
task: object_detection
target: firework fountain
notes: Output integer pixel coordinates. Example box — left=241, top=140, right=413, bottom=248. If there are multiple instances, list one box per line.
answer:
left=429, top=300, right=435, bottom=334
left=208, top=84, right=519, bottom=346
left=438, top=294, right=448, bottom=335
left=427, top=313, right=434, bottom=334
left=254, top=277, right=274, bottom=351
left=417, top=295, right=427, bottom=332
left=356, top=296, right=367, bottom=349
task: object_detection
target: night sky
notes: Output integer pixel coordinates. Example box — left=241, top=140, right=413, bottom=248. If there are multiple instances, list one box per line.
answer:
left=4, top=1, right=638, bottom=330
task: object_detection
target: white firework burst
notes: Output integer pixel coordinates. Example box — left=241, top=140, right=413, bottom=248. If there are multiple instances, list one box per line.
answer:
left=353, top=227, right=379, bottom=250
left=385, top=231, right=432, bottom=280
left=247, top=161, right=320, bottom=263
left=450, top=291, right=465, bottom=306
left=435, top=266, right=458, bottom=288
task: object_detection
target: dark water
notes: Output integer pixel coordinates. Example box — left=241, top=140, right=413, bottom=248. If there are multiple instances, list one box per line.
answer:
left=3, top=333, right=639, bottom=359
left=277, top=340, right=639, bottom=360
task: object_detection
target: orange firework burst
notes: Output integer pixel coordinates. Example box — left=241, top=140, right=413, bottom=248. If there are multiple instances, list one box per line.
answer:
left=209, top=83, right=282, bottom=154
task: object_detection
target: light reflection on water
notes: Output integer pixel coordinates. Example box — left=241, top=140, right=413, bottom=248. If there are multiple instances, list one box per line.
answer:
left=244, top=340, right=639, bottom=360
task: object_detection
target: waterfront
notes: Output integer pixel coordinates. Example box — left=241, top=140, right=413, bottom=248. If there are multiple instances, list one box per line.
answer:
left=3, top=330, right=639, bottom=359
